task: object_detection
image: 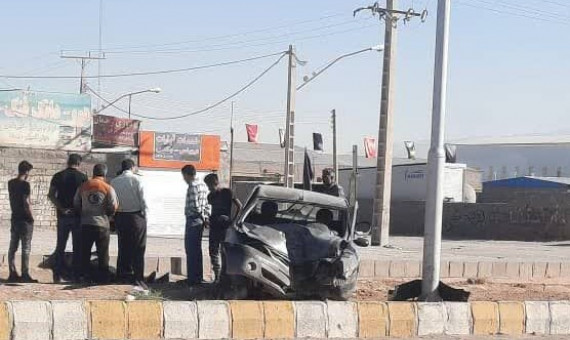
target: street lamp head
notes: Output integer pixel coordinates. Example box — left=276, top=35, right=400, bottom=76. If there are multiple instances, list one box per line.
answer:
left=371, top=45, right=384, bottom=52
left=149, top=87, right=162, bottom=93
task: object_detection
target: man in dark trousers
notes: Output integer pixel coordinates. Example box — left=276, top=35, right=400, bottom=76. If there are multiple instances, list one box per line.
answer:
left=7, top=161, right=38, bottom=283
left=74, top=164, right=118, bottom=283
left=181, top=165, right=210, bottom=287
left=203, top=173, right=242, bottom=282
left=111, top=159, right=148, bottom=288
left=48, top=153, right=87, bottom=282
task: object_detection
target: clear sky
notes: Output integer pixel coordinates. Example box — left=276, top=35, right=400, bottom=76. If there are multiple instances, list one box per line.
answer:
left=1, top=0, right=569, bottom=157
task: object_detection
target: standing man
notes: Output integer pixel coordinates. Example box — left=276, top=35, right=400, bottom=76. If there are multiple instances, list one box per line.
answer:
left=319, top=168, right=345, bottom=198
left=203, top=173, right=242, bottom=282
left=48, top=153, right=87, bottom=282
left=7, top=161, right=37, bottom=283
left=111, top=159, right=148, bottom=288
left=74, top=164, right=118, bottom=283
left=181, top=165, right=210, bottom=287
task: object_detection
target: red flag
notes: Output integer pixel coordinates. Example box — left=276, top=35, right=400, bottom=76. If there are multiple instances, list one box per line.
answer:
left=364, top=137, right=377, bottom=158
left=246, top=124, right=258, bottom=143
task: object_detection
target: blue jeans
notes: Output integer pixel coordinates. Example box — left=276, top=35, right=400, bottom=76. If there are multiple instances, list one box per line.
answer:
left=185, top=216, right=204, bottom=285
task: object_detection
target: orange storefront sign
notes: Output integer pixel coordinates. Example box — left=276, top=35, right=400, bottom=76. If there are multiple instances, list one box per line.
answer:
left=139, top=131, right=221, bottom=170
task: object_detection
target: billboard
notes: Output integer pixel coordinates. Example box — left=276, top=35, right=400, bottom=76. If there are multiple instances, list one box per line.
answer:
left=0, top=90, right=91, bottom=151
left=139, top=131, right=220, bottom=170
left=93, top=114, right=140, bottom=147
left=154, top=132, right=201, bottom=162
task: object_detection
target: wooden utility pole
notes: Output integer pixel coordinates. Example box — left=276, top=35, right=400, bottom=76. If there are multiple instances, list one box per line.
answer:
left=60, top=51, right=105, bottom=94
left=229, top=101, right=235, bottom=189
left=332, top=109, right=338, bottom=179
left=283, top=45, right=297, bottom=188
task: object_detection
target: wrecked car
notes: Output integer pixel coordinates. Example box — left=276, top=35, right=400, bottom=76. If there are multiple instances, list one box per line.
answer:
left=221, top=185, right=363, bottom=300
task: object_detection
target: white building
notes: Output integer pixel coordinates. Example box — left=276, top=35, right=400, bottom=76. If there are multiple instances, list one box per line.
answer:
left=450, top=135, right=570, bottom=181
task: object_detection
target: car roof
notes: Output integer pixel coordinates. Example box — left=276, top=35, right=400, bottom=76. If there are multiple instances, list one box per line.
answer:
left=251, top=185, right=348, bottom=209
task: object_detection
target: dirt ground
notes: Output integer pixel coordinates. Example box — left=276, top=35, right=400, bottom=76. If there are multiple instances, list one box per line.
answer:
left=2, top=266, right=570, bottom=301
left=356, top=279, right=570, bottom=301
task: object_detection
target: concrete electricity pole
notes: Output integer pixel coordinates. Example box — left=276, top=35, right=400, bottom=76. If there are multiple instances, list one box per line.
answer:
left=421, top=0, right=451, bottom=301
left=283, top=45, right=297, bottom=188
left=60, top=51, right=105, bottom=94
left=354, top=1, right=427, bottom=247
left=332, top=109, right=338, bottom=179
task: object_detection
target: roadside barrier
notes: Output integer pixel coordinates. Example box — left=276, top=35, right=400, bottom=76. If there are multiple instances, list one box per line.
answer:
left=0, top=299, right=569, bottom=339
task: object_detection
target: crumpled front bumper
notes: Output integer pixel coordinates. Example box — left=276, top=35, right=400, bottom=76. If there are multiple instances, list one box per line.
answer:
left=223, top=242, right=291, bottom=298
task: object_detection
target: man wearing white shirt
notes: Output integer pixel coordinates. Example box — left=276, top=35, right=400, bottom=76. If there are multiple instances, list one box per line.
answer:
left=110, top=159, right=148, bottom=288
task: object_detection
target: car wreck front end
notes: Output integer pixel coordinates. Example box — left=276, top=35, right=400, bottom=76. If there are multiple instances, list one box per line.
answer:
left=221, top=185, right=359, bottom=300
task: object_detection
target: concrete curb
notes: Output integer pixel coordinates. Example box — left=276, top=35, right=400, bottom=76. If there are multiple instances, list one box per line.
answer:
left=4, top=255, right=570, bottom=280
left=0, top=300, right=569, bottom=338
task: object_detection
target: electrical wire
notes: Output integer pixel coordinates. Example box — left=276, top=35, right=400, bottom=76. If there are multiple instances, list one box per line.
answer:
left=473, top=0, right=570, bottom=21
left=87, top=52, right=287, bottom=120
left=458, top=0, right=570, bottom=25
left=103, top=17, right=373, bottom=55
left=0, top=51, right=285, bottom=79
left=95, top=13, right=349, bottom=52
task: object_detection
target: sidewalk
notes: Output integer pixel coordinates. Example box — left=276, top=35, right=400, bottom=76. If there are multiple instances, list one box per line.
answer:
left=2, top=229, right=569, bottom=263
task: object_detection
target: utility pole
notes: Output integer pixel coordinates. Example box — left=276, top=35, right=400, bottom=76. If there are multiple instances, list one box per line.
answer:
left=283, top=45, right=297, bottom=188
left=332, top=109, right=338, bottom=179
left=229, top=101, right=235, bottom=189
left=60, top=51, right=105, bottom=94
left=421, top=0, right=451, bottom=301
left=128, top=94, right=132, bottom=119
left=354, top=1, right=427, bottom=247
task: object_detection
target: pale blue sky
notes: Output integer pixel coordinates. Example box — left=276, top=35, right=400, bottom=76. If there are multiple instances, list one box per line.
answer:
left=1, top=0, right=569, bottom=156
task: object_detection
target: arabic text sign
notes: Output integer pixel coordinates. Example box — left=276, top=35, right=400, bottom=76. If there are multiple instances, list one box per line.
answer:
left=93, top=114, right=140, bottom=146
left=154, top=132, right=202, bottom=162
left=0, top=90, right=91, bottom=151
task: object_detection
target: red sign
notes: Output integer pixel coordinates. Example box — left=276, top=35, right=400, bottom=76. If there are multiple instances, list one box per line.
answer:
left=93, top=114, right=141, bottom=147
left=246, top=124, right=258, bottom=143
left=364, top=137, right=377, bottom=158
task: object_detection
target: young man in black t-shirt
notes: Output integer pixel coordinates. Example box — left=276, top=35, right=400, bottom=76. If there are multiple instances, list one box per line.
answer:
left=203, top=173, right=242, bottom=282
left=48, top=153, right=88, bottom=282
left=7, top=161, right=37, bottom=283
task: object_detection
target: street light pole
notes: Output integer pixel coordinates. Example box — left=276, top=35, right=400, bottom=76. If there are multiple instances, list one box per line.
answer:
left=89, top=87, right=161, bottom=115
left=421, top=0, right=451, bottom=301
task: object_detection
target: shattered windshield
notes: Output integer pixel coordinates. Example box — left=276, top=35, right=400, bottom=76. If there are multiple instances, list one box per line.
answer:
left=244, top=199, right=348, bottom=237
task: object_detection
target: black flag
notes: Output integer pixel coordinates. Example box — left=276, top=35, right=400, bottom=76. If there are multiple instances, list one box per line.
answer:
left=445, top=143, right=457, bottom=163
left=279, top=128, right=285, bottom=148
left=303, top=148, right=314, bottom=190
left=313, top=133, right=324, bottom=151
left=404, top=141, right=416, bottom=160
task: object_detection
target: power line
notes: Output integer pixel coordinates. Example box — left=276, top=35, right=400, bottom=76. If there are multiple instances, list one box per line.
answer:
left=0, top=51, right=285, bottom=79
left=86, top=13, right=349, bottom=53
left=87, top=52, right=287, bottom=120
left=102, top=18, right=373, bottom=55
left=458, top=0, right=570, bottom=25
left=470, top=0, right=570, bottom=21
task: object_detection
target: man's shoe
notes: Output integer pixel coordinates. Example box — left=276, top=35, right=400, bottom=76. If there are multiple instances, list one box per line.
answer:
left=53, top=273, right=62, bottom=284
left=20, top=274, right=38, bottom=283
left=7, top=273, right=20, bottom=283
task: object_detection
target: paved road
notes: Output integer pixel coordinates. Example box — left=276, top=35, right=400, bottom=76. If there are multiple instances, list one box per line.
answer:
left=1, top=229, right=570, bottom=262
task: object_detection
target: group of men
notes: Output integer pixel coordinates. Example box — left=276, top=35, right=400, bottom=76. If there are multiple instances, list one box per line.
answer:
left=7, top=153, right=342, bottom=288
